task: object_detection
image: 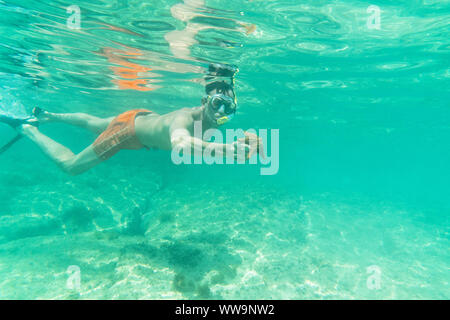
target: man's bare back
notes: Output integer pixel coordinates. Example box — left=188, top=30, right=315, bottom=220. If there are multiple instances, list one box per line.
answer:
left=135, top=107, right=203, bottom=151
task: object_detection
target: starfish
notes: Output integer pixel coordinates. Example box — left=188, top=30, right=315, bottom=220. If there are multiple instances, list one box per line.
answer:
left=238, top=131, right=266, bottom=160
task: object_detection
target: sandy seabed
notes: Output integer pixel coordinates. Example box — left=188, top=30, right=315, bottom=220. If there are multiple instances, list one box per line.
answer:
left=0, top=150, right=448, bottom=300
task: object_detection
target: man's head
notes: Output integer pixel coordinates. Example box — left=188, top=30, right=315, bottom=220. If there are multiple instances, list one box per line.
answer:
left=202, top=80, right=237, bottom=126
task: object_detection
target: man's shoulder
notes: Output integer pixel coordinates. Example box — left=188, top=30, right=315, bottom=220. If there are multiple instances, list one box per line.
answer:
left=171, top=107, right=196, bottom=121
left=167, top=107, right=196, bottom=128
left=178, top=106, right=197, bottom=114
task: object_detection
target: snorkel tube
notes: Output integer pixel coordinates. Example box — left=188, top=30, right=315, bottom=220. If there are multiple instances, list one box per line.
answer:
left=216, top=113, right=234, bottom=125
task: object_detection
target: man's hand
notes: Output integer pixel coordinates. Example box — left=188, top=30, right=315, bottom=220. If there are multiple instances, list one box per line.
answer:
left=230, top=140, right=250, bottom=161
left=237, top=131, right=266, bottom=160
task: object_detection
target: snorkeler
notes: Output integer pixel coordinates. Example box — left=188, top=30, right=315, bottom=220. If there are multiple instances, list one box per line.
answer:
left=0, top=63, right=261, bottom=175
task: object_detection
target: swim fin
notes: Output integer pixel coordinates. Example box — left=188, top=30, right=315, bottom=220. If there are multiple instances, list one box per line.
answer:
left=0, top=114, right=38, bottom=155
left=0, top=134, right=23, bottom=155
left=0, top=114, right=39, bottom=128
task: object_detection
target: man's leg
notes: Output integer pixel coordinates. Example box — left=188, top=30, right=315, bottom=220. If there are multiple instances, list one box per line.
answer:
left=36, top=109, right=114, bottom=134
left=20, top=124, right=102, bottom=175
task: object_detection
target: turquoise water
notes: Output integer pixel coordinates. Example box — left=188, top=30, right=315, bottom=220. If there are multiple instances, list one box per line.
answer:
left=0, top=0, right=449, bottom=299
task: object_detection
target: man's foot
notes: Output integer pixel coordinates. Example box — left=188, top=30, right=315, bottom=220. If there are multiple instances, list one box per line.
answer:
left=32, top=107, right=52, bottom=123
left=237, top=22, right=257, bottom=35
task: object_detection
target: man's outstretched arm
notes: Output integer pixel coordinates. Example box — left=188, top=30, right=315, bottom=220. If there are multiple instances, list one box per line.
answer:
left=169, top=117, right=249, bottom=160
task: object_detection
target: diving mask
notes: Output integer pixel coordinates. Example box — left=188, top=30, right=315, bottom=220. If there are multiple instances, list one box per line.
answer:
left=209, top=94, right=236, bottom=115
left=207, top=93, right=236, bottom=125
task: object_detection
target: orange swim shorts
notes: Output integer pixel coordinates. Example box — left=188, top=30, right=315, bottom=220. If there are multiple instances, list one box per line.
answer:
left=93, top=109, right=153, bottom=161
